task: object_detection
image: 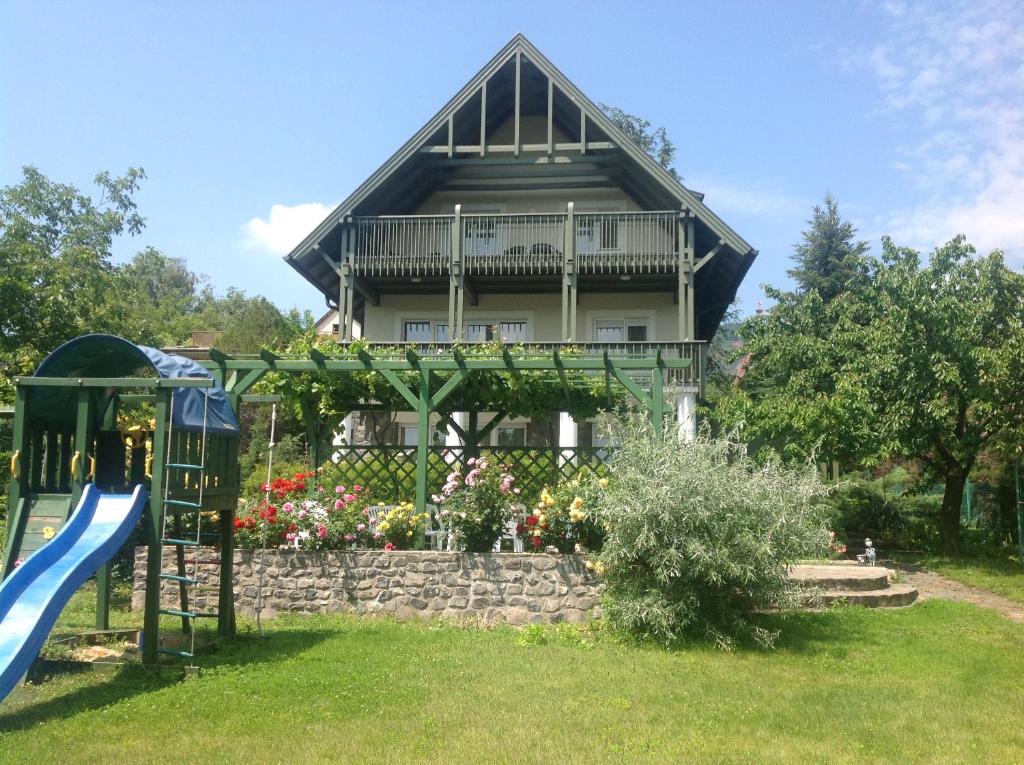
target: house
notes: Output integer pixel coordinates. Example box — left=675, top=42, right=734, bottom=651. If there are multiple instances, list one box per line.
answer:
left=284, top=34, right=755, bottom=456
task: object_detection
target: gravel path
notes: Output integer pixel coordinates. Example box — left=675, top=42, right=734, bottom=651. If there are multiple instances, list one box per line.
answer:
left=888, top=561, right=1024, bottom=623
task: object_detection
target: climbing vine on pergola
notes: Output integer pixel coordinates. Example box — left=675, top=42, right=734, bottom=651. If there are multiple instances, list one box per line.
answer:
left=203, top=336, right=696, bottom=513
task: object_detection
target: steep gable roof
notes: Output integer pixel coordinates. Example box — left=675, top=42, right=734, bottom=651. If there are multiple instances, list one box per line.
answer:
left=285, top=34, right=754, bottom=268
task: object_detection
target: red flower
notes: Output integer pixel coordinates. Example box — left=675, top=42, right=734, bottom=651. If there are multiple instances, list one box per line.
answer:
left=288, top=523, right=298, bottom=532
left=233, top=518, right=244, bottom=530
left=384, top=542, right=396, bottom=551
left=353, top=484, right=364, bottom=492
left=526, top=516, right=538, bottom=527
left=531, top=536, right=542, bottom=548
left=515, top=523, right=525, bottom=534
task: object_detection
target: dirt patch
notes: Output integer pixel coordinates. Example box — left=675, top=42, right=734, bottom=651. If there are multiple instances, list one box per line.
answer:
left=889, top=561, right=1024, bottom=623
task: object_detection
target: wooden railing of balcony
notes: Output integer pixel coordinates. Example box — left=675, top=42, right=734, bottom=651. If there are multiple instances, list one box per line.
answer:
left=351, top=210, right=680, bottom=277
left=336, top=206, right=698, bottom=347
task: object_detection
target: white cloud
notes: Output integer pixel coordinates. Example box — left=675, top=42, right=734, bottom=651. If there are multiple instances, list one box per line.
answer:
left=241, top=202, right=335, bottom=256
left=851, top=0, right=1024, bottom=265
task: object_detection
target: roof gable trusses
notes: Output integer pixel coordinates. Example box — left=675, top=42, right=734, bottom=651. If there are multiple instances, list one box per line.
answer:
left=286, top=35, right=755, bottom=267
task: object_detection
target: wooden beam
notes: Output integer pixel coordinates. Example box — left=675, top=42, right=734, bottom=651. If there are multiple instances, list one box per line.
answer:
left=693, top=239, right=726, bottom=273
left=447, top=114, right=454, bottom=158
left=580, top=108, right=586, bottom=154
left=480, top=81, right=487, bottom=157
left=547, top=78, right=554, bottom=155
left=514, top=50, right=521, bottom=158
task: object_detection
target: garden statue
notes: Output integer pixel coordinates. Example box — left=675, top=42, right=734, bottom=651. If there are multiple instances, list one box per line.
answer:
left=857, top=538, right=877, bottom=566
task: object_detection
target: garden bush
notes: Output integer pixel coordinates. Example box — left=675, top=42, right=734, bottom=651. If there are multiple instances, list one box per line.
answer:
left=593, top=419, right=831, bottom=649
left=521, top=471, right=606, bottom=553
left=432, top=457, right=519, bottom=552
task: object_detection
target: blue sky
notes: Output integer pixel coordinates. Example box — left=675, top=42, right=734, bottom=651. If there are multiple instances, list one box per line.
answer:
left=3, top=0, right=1022, bottom=318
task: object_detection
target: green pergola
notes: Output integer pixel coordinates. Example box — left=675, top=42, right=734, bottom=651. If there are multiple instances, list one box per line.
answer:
left=201, top=345, right=695, bottom=514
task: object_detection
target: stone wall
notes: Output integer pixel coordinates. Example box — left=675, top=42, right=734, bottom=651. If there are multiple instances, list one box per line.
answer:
left=133, top=547, right=601, bottom=625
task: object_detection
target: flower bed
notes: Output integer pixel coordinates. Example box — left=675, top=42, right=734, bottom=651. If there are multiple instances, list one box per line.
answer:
left=232, top=465, right=608, bottom=555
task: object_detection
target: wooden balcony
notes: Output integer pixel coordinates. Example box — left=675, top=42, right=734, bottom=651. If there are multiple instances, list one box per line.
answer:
left=351, top=209, right=681, bottom=277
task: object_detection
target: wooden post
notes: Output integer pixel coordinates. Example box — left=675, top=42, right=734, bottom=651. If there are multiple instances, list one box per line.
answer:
left=685, top=219, right=695, bottom=341
left=453, top=204, right=463, bottom=341
left=547, top=78, right=554, bottom=155
left=71, top=388, right=91, bottom=510
left=562, top=202, right=576, bottom=340
left=651, top=363, right=665, bottom=439
left=339, top=222, right=355, bottom=342
left=142, top=388, right=171, bottom=665
left=514, top=50, right=521, bottom=158
left=480, top=81, right=487, bottom=157
left=414, top=370, right=431, bottom=515
left=218, top=437, right=238, bottom=637
left=1, top=385, right=31, bottom=579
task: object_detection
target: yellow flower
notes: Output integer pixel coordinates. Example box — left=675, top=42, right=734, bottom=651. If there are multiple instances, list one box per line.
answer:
left=210, top=513, right=220, bottom=525
left=533, top=529, right=542, bottom=538
left=42, top=526, right=56, bottom=540
left=571, top=496, right=584, bottom=510
left=538, top=514, right=548, bottom=525
left=406, top=530, right=413, bottom=538
left=544, top=496, right=555, bottom=507
left=598, top=478, right=609, bottom=489
left=379, top=521, right=390, bottom=532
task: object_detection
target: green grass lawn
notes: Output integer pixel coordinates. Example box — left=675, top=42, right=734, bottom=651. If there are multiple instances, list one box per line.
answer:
left=2, top=589, right=1023, bottom=764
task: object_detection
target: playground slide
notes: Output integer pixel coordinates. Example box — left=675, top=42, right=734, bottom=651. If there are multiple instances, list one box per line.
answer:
left=0, top=484, right=148, bottom=702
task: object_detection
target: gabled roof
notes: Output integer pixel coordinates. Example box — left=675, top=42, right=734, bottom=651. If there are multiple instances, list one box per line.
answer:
left=286, top=34, right=753, bottom=261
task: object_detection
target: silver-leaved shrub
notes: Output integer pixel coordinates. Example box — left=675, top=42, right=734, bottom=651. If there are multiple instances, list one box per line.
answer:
left=594, top=418, right=831, bottom=649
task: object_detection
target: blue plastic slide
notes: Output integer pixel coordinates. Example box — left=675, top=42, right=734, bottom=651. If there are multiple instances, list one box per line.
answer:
left=0, top=484, right=148, bottom=702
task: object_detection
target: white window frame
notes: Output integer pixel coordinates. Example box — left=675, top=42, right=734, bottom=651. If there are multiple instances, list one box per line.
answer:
left=585, top=310, right=655, bottom=343
left=491, top=423, right=527, bottom=448
left=396, top=311, right=534, bottom=343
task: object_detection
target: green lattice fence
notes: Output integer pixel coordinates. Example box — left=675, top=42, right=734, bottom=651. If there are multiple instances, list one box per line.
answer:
left=320, top=446, right=611, bottom=505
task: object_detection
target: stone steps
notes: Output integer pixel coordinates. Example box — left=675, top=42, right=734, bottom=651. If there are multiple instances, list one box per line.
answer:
left=789, top=564, right=918, bottom=609
left=818, top=583, right=919, bottom=608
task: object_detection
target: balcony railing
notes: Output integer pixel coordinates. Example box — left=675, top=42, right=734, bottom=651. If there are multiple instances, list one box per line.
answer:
left=351, top=210, right=680, bottom=277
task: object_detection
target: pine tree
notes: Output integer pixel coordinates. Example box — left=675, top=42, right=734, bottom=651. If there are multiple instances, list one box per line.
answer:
left=787, top=194, right=868, bottom=301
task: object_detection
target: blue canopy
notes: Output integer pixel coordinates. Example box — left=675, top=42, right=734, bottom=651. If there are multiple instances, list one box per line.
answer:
left=33, top=334, right=240, bottom=437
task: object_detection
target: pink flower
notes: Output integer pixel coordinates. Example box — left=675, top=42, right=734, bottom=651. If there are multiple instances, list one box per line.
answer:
left=373, top=530, right=383, bottom=539
left=446, top=471, right=461, bottom=483
left=335, top=499, right=345, bottom=511
left=335, top=485, right=346, bottom=494
left=431, top=494, right=443, bottom=503
left=344, top=532, right=355, bottom=543
left=465, top=469, right=480, bottom=486
left=356, top=523, right=366, bottom=532
left=467, top=457, right=477, bottom=466
left=282, top=502, right=294, bottom=513
left=14, top=558, right=24, bottom=568
left=353, top=484, right=363, bottom=492
left=362, top=508, right=371, bottom=518
left=344, top=493, right=356, bottom=503
left=297, top=509, right=308, bottom=520
left=384, top=542, right=396, bottom=551
left=286, top=532, right=296, bottom=542
left=317, top=524, right=328, bottom=539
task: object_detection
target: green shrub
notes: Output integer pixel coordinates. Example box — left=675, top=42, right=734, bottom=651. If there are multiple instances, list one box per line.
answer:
left=594, top=419, right=831, bottom=649
left=823, top=470, right=942, bottom=551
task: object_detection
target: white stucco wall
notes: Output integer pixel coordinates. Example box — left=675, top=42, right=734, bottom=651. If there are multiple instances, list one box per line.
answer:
left=363, top=291, right=679, bottom=343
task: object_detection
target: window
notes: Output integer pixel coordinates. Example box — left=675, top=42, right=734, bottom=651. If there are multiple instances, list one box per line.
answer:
left=403, top=321, right=432, bottom=342
left=499, top=321, right=528, bottom=342
left=434, top=323, right=449, bottom=342
left=493, top=425, right=526, bottom=447
left=465, top=323, right=494, bottom=342
left=593, top=318, right=648, bottom=343
left=400, top=424, right=445, bottom=446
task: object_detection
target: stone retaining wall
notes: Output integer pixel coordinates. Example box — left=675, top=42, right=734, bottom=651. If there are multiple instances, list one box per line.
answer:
left=132, top=547, right=602, bottom=625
